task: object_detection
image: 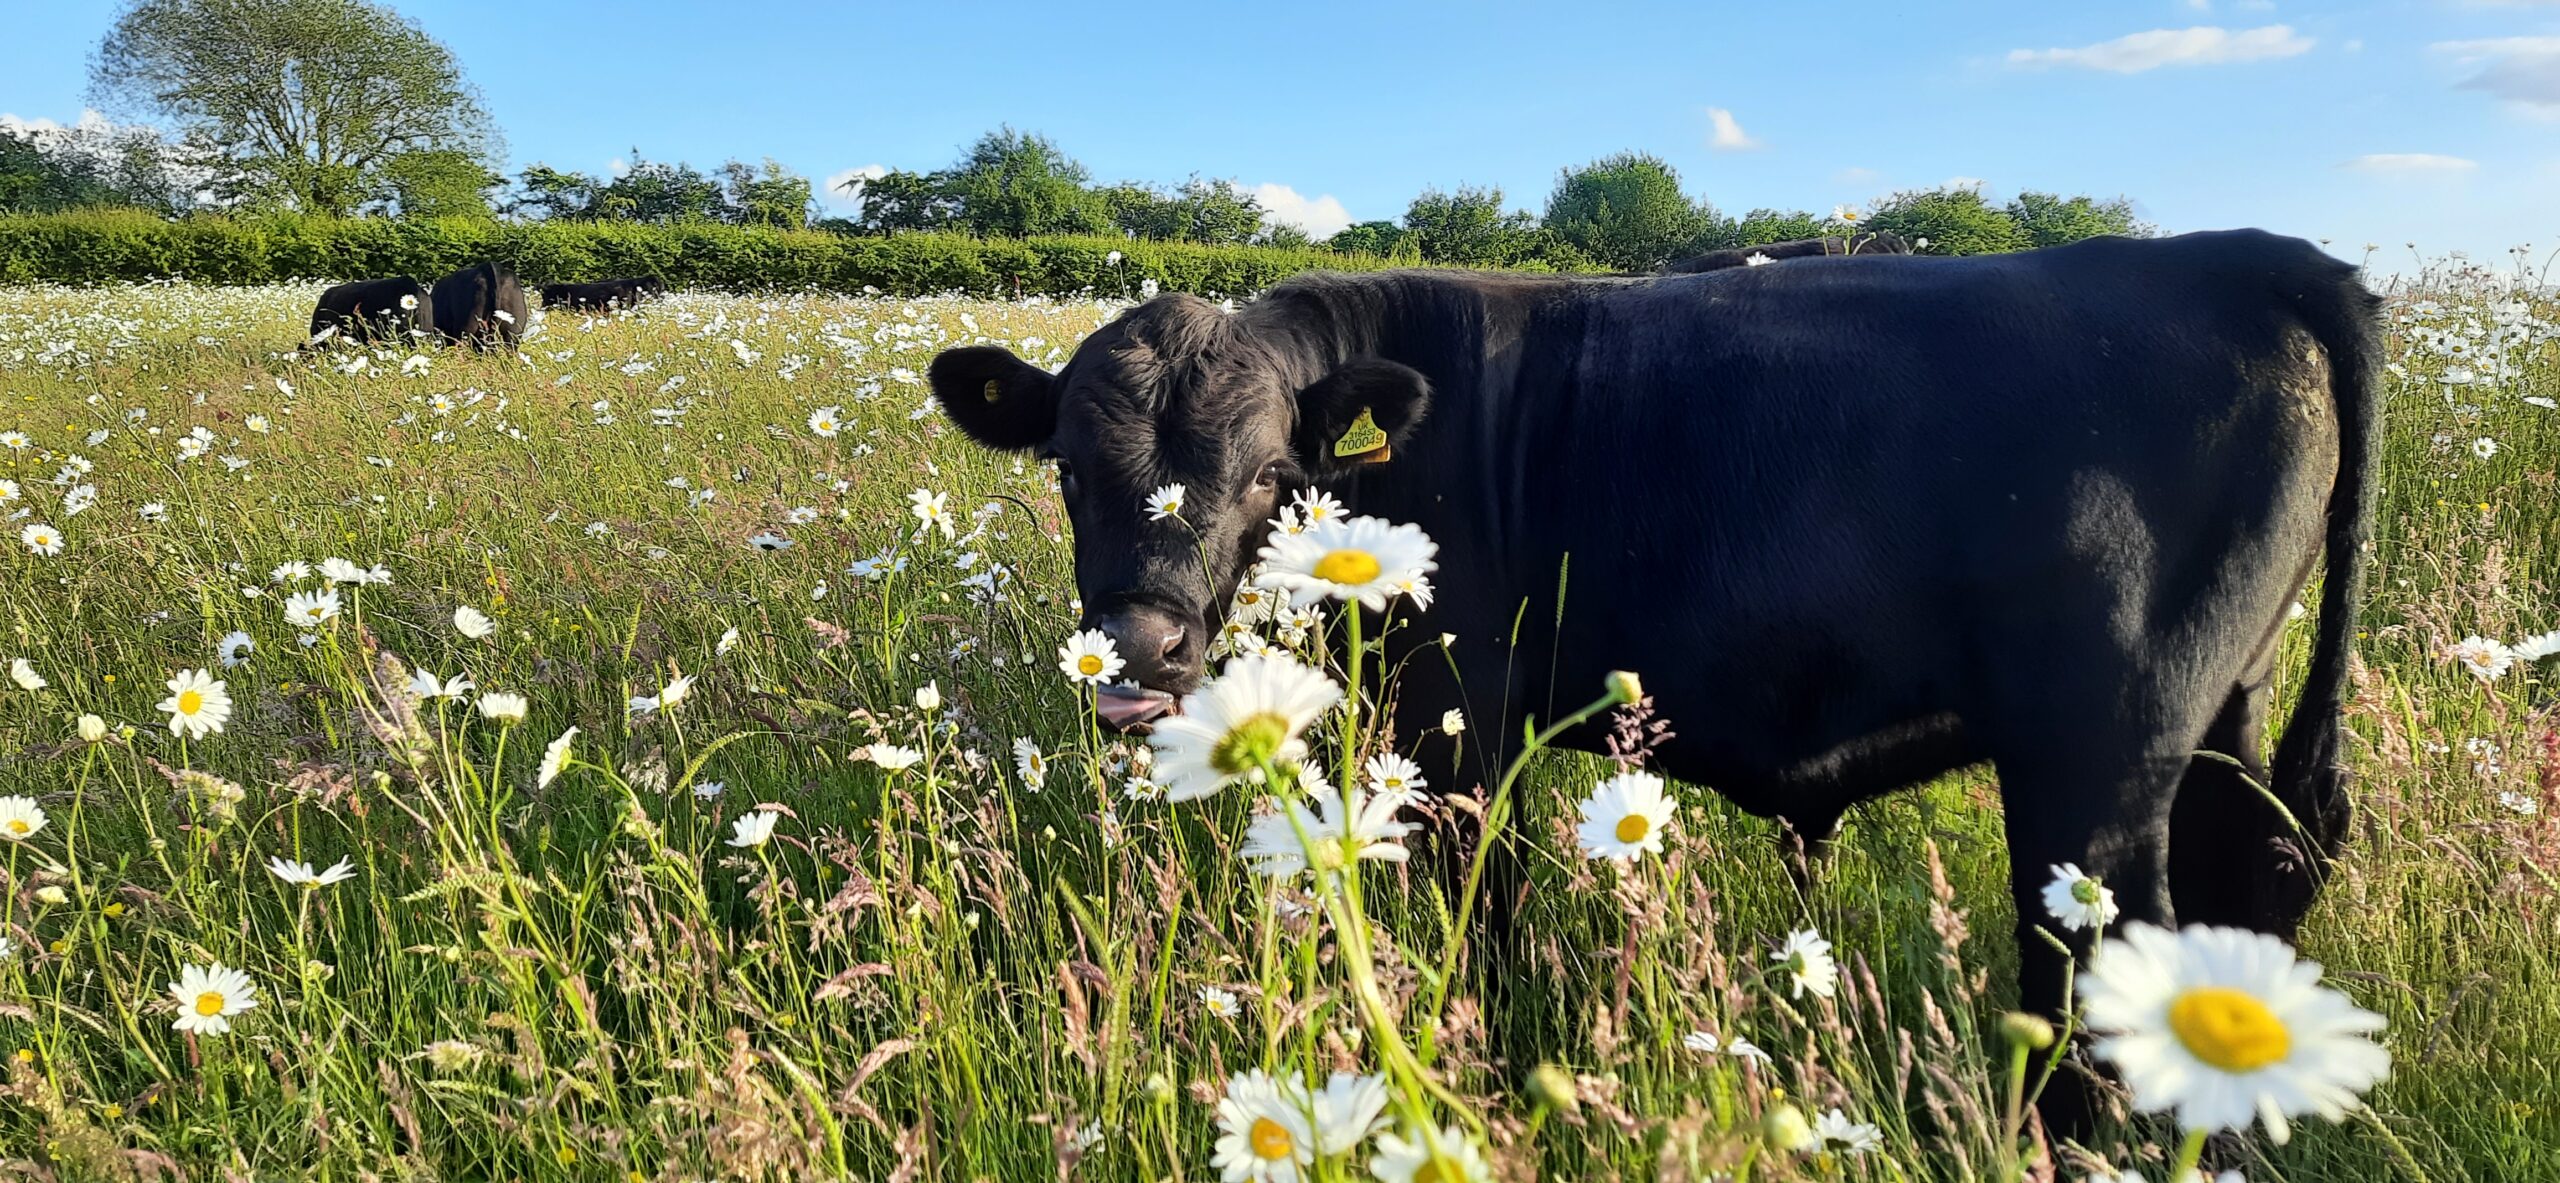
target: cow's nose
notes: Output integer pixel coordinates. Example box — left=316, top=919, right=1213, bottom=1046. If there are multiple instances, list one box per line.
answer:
left=1094, top=605, right=1200, bottom=690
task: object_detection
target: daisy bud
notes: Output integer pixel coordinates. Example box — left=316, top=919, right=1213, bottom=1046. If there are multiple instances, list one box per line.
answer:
left=35, top=886, right=68, bottom=906
left=1762, top=1102, right=1816, bottom=1152
left=1526, top=1063, right=1580, bottom=1117
left=77, top=714, right=108, bottom=742
left=1605, top=670, right=1644, bottom=705
left=2000, top=1011, right=2056, bottom=1051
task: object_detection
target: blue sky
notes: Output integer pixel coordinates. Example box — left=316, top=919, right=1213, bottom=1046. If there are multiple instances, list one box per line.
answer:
left=6, top=1, right=2557, bottom=266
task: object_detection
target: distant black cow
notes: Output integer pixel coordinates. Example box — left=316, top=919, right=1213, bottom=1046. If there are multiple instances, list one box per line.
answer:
left=540, top=277, right=667, bottom=312
left=307, top=277, right=435, bottom=347
left=927, top=230, right=2378, bottom=1132
left=1660, top=230, right=1913, bottom=274
left=431, top=261, right=531, bottom=350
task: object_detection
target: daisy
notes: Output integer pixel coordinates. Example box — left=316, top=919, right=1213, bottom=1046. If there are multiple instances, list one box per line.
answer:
left=1198, top=984, right=1242, bottom=1019
left=453, top=605, right=496, bottom=639
left=21, top=523, right=63, bottom=556
left=1772, top=928, right=1839, bottom=1000
left=867, top=744, right=924, bottom=771
left=1013, top=738, right=1050, bottom=789
left=658, top=673, right=696, bottom=710
left=1238, top=776, right=1415, bottom=878
left=320, top=557, right=368, bottom=584
left=807, top=405, right=843, bottom=437
left=538, top=727, right=578, bottom=787
left=0, top=795, right=48, bottom=841
left=748, top=531, right=792, bottom=551
left=909, top=488, right=954, bottom=540
left=2043, top=862, right=2121, bottom=931
left=2078, top=922, right=2390, bottom=1142
left=1308, top=1072, right=1389, bottom=1155
left=476, top=693, right=529, bottom=724
left=168, top=963, right=257, bottom=1035
left=407, top=669, right=473, bottom=700
left=8, top=657, right=43, bottom=691
left=284, top=589, right=341, bottom=626
left=1258, top=515, right=1438, bottom=611
left=728, top=808, right=782, bottom=848
left=2514, top=630, right=2560, bottom=663
left=266, top=856, right=357, bottom=887
left=1813, top=1109, right=1882, bottom=1155
left=216, top=631, right=254, bottom=668
left=1150, top=654, right=1343, bottom=802
left=271, top=560, right=311, bottom=584
left=1364, top=752, right=1426, bottom=800
left=1574, top=770, right=1677, bottom=863
left=158, top=669, right=232, bottom=739
left=2445, top=635, right=2514, bottom=682
left=2472, top=437, right=2499, bottom=460
left=1211, top=1069, right=1314, bottom=1183
left=1144, top=483, right=1186, bottom=522
left=1290, top=487, right=1345, bottom=526
left=915, top=681, right=941, bottom=711
left=1682, top=1029, right=1772, bottom=1065
left=1369, top=1123, right=1492, bottom=1183
left=1057, top=629, right=1126, bottom=685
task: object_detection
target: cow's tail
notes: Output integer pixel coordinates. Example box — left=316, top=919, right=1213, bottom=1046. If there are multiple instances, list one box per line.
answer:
left=2261, top=265, right=2382, bottom=934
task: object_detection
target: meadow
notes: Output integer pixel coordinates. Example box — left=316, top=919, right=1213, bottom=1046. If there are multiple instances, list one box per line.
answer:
left=0, top=259, right=2554, bottom=1182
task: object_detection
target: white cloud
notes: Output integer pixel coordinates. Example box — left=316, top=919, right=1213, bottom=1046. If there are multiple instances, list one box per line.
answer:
left=1834, top=166, right=1881, bottom=185
left=1705, top=107, right=1760, bottom=150
left=2433, top=37, right=2560, bottom=113
left=2340, top=153, right=2480, bottom=173
left=822, top=163, right=889, bottom=210
left=2007, top=25, right=2313, bottom=73
left=1238, top=182, right=1353, bottom=239
left=607, top=157, right=630, bottom=177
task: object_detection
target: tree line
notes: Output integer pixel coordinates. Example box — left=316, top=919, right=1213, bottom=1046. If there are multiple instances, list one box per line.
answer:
left=2, top=0, right=2150, bottom=267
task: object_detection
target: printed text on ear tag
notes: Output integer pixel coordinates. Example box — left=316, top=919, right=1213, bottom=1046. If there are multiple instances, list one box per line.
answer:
left=982, top=379, right=1003, bottom=403
left=1333, top=407, right=1390, bottom=459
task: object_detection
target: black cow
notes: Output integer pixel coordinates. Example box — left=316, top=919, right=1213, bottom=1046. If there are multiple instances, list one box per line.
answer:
left=928, top=230, right=2377, bottom=1128
left=431, top=261, right=530, bottom=350
left=540, top=277, right=667, bottom=312
left=1659, top=230, right=1913, bottom=274
left=306, top=277, right=435, bottom=347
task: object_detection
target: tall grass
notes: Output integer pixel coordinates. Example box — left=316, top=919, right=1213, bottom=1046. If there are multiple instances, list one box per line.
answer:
left=0, top=264, right=2554, bottom=1181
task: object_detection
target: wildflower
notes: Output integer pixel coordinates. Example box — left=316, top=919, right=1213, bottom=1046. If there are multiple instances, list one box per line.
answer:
left=2042, top=862, right=2120, bottom=931
left=1211, top=1069, right=1314, bottom=1183
left=2472, top=437, right=2499, bottom=460
left=867, top=744, right=924, bottom=771
left=422, top=1040, right=486, bottom=1073
left=717, top=627, right=742, bottom=655
left=78, top=715, right=108, bottom=743
left=1441, top=708, right=1466, bottom=736
left=158, top=669, right=232, bottom=739
left=658, top=673, right=696, bottom=710
left=1575, top=770, right=1677, bottom=863
left=1370, top=1122, right=1492, bottom=1183
left=1145, top=483, right=1186, bottom=521
left=1772, top=928, right=1839, bottom=1000
left=168, top=963, right=257, bottom=1035
left=1813, top=1109, right=1882, bottom=1155
left=2445, top=635, right=2515, bottom=682
left=808, top=405, right=843, bottom=437
left=1198, top=984, right=1242, bottom=1018
left=1150, top=654, right=1343, bottom=802
left=217, top=631, right=254, bottom=668
left=538, top=727, right=578, bottom=787
left=1057, top=629, right=1127, bottom=685
left=2078, top=922, right=2390, bottom=1142
left=284, top=589, right=341, bottom=626
left=266, top=856, right=357, bottom=888
left=21, top=523, right=63, bottom=556
left=0, top=796, right=48, bottom=841
left=1364, top=752, right=1426, bottom=799
left=748, top=531, right=792, bottom=551
left=271, top=560, right=311, bottom=584
left=476, top=693, right=529, bottom=724
left=1014, top=738, right=1050, bottom=789
left=915, top=681, right=942, bottom=711
left=1762, top=1103, right=1817, bottom=1152
left=1682, top=1029, right=1772, bottom=1065
left=453, top=605, right=495, bottom=639
left=7, top=658, right=42, bottom=691
left=1290, top=487, right=1345, bottom=525
left=320, top=557, right=368, bottom=584
left=1258, top=514, right=1439, bottom=610
left=408, top=670, right=473, bottom=700
left=728, top=808, right=782, bottom=848
left=909, top=488, right=954, bottom=540
left=1239, top=776, right=1415, bottom=878
left=2514, top=630, right=2560, bottom=662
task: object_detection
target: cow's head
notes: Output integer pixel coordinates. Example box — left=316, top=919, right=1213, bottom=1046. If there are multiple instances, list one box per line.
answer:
left=928, top=294, right=1429, bottom=727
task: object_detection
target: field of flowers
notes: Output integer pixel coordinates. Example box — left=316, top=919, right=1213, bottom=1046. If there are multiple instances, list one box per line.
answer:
left=0, top=264, right=2555, bottom=1182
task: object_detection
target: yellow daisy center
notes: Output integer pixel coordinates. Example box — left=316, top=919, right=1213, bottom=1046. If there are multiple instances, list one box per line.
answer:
left=1412, top=1158, right=1452, bottom=1183
left=194, top=991, right=227, bottom=1016
left=1312, top=548, right=1381, bottom=585
left=1211, top=712, right=1292, bottom=775
left=5, top=819, right=27, bottom=835
left=177, top=690, right=204, bottom=715
left=1615, top=813, right=1652, bottom=844
left=2168, top=986, right=2291, bottom=1072
left=1076, top=654, right=1105, bottom=677
left=1248, top=1116, right=1295, bottom=1160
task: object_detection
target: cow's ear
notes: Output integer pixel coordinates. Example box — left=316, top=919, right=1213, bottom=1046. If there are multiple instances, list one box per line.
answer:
left=929, top=346, right=1057, bottom=451
left=1292, top=359, right=1430, bottom=473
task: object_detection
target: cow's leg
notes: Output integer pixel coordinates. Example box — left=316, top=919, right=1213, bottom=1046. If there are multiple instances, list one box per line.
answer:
left=1777, top=810, right=1842, bottom=902
left=2168, top=680, right=2284, bottom=931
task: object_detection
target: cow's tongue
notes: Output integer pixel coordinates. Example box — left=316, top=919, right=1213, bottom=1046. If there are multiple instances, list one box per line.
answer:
left=1095, top=686, right=1178, bottom=731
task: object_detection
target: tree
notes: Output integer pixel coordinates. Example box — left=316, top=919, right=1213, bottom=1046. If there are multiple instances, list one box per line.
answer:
left=1328, top=220, right=1409, bottom=257
left=0, top=120, right=196, bottom=214
left=510, top=164, right=600, bottom=221
left=2005, top=191, right=2147, bottom=248
left=1402, top=186, right=1547, bottom=266
left=1544, top=152, right=1715, bottom=271
left=1861, top=185, right=2027, bottom=255
left=723, top=158, right=813, bottom=229
left=939, top=127, right=1111, bottom=238
left=90, top=0, right=499, bottom=216
left=593, top=154, right=727, bottom=223
left=374, top=149, right=498, bottom=219
left=849, top=168, right=953, bottom=234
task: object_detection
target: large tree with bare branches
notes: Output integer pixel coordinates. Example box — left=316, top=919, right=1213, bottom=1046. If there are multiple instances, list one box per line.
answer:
left=89, top=0, right=499, bottom=216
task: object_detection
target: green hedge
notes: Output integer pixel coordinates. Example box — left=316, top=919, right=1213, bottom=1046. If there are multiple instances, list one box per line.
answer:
left=0, top=210, right=1399, bottom=297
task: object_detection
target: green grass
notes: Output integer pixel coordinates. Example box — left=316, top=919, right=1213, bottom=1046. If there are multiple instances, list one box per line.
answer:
left=0, top=272, right=2554, bottom=1182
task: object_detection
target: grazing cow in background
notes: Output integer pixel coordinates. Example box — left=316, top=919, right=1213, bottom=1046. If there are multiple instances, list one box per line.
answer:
left=1659, top=230, right=1913, bottom=274
left=431, top=261, right=531, bottom=350
left=307, top=277, right=435, bottom=347
left=540, top=277, right=668, bottom=312
left=926, top=230, right=2378, bottom=1131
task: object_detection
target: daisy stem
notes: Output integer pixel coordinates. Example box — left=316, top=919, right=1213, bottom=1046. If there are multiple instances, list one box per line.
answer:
left=2169, top=1126, right=2209, bottom=1181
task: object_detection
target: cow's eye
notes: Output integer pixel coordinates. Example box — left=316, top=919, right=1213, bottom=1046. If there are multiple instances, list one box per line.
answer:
left=1253, top=461, right=1284, bottom=490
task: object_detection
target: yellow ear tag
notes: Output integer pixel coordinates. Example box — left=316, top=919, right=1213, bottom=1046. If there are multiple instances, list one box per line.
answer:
left=982, top=378, right=1003, bottom=404
left=1333, top=407, right=1390, bottom=461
